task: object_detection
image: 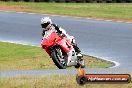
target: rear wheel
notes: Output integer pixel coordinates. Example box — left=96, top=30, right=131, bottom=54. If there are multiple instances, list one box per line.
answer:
left=51, top=47, right=67, bottom=69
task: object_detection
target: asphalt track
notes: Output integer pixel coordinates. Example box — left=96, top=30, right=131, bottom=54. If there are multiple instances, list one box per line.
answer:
left=0, top=11, right=132, bottom=77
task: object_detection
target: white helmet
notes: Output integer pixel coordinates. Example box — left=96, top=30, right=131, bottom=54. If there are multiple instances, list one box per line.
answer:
left=41, top=17, right=52, bottom=28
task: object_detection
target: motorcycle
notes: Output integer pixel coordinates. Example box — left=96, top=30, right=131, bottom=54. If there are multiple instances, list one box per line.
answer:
left=41, top=29, right=85, bottom=69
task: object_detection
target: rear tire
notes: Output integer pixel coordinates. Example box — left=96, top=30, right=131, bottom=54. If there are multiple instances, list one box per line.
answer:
left=51, top=47, right=67, bottom=69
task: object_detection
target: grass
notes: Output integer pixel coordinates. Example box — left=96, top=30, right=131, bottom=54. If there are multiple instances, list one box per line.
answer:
left=0, top=2, right=132, bottom=20
left=0, top=75, right=131, bottom=88
left=0, top=42, right=113, bottom=70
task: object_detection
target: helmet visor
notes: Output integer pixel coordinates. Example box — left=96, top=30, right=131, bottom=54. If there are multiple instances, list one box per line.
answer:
left=41, top=22, right=50, bottom=28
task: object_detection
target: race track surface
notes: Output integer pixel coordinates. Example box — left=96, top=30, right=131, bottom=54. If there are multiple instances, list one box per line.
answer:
left=0, top=11, right=132, bottom=77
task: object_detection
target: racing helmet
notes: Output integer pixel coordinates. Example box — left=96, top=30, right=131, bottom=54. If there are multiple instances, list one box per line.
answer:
left=41, top=17, right=52, bottom=29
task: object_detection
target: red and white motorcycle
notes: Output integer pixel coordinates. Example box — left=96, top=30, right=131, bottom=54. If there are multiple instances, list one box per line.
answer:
left=41, top=29, right=85, bottom=69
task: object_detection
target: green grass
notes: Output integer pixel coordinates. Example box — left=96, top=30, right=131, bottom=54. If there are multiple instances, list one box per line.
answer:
left=0, top=42, right=56, bottom=70
left=0, top=42, right=113, bottom=70
left=0, top=75, right=131, bottom=88
left=0, top=2, right=132, bottom=20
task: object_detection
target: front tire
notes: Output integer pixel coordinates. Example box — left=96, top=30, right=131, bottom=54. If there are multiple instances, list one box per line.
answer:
left=51, top=47, right=67, bottom=69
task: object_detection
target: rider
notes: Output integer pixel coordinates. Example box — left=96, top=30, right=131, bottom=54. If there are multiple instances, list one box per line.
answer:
left=41, top=17, right=82, bottom=57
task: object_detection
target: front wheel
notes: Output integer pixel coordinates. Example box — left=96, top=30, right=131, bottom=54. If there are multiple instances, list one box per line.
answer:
left=51, top=47, right=67, bottom=69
